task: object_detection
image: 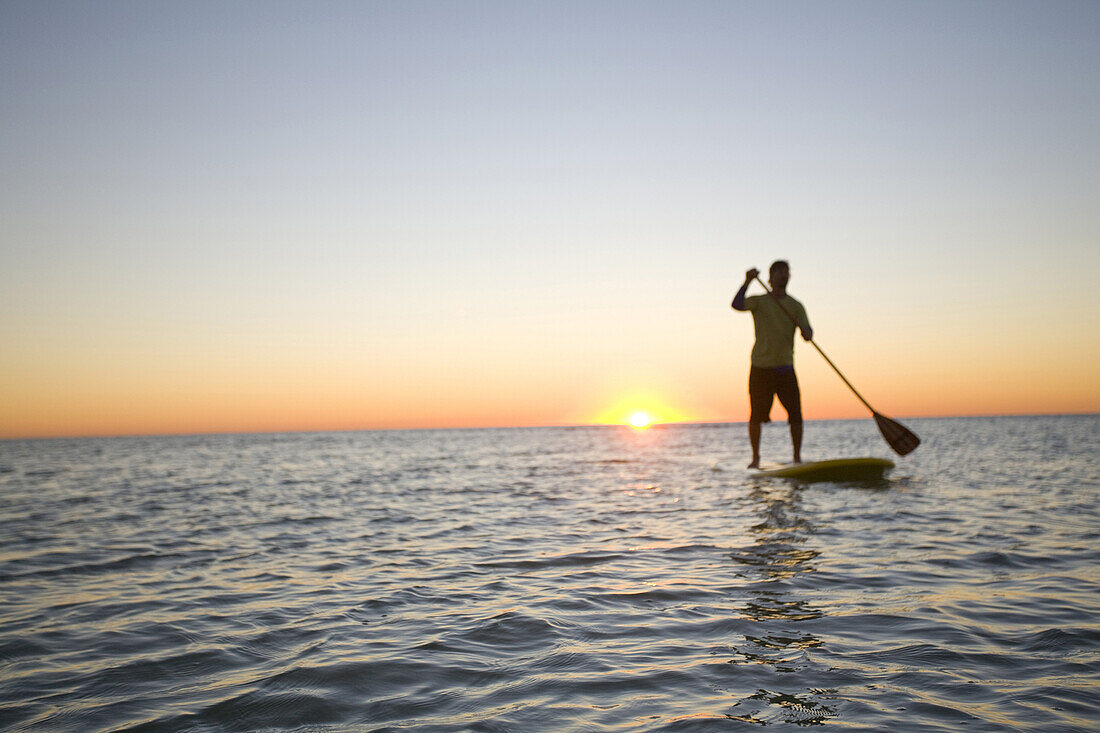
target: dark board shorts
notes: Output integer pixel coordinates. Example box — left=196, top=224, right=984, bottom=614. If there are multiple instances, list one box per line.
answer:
left=749, top=365, right=802, bottom=424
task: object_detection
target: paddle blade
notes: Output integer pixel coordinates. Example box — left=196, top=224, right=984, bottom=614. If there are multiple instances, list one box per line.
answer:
left=874, top=412, right=921, bottom=455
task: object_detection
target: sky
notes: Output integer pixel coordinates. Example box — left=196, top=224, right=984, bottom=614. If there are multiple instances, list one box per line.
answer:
left=2, top=0, right=1098, bottom=439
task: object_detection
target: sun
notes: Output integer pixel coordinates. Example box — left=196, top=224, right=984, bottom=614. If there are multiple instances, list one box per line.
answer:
left=589, top=391, right=689, bottom=428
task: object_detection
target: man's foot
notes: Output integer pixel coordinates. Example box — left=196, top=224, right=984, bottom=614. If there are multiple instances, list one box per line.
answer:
left=747, top=458, right=760, bottom=469
left=792, top=455, right=802, bottom=464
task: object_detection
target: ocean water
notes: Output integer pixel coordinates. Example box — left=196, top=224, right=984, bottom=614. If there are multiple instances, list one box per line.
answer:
left=1, top=415, right=1098, bottom=732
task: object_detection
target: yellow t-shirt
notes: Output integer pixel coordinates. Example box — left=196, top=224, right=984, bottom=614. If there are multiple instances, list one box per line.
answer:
left=745, top=294, right=810, bottom=368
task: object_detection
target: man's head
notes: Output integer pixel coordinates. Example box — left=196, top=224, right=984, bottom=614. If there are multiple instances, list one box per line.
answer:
left=769, top=260, right=790, bottom=289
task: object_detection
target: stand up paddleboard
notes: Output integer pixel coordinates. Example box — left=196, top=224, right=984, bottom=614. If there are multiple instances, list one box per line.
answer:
left=754, top=457, right=894, bottom=482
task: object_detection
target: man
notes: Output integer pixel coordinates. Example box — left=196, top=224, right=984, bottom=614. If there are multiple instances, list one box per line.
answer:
left=731, top=260, right=813, bottom=468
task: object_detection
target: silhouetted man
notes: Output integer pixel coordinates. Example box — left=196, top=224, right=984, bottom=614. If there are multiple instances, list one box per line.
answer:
left=731, top=260, right=813, bottom=468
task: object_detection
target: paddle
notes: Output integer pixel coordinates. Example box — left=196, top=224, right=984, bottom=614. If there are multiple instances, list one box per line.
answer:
left=753, top=275, right=920, bottom=456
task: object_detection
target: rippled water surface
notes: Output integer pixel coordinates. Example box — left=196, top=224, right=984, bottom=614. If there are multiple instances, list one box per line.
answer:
left=2, top=415, right=1098, bottom=731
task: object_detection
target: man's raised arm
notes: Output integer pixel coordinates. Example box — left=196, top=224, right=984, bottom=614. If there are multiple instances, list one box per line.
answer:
left=731, top=268, right=759, bottom=310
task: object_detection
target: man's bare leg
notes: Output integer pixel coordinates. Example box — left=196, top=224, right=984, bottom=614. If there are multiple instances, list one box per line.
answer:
left=790, top=420, right=803, bottom=463
left=748, top=420, right=762, bottom=468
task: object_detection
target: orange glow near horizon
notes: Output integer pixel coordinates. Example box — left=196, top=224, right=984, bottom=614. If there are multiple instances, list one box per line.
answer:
left=1, top=327, right=1098, bottom=439
left=1, top=386, right=1098, bottom=440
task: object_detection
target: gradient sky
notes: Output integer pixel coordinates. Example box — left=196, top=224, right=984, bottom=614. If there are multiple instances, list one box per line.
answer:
left=2, top=1, right=1098, bottom=438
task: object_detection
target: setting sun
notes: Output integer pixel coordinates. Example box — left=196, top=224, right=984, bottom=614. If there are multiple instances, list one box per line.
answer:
left=587, top=390, right=692, bottom=430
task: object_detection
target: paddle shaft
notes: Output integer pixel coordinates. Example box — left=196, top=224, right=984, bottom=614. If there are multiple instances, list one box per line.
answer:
left=752, top=275, right=877, bottom=415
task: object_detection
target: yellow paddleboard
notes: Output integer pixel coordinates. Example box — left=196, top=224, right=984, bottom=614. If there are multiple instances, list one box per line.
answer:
left=754, top=457, right=894, bottom=482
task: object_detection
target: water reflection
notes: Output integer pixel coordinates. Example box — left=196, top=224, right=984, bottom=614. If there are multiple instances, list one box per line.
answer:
left=732, top=483, right=821, bottom=592
left=726, top=483, right=838, bottom=726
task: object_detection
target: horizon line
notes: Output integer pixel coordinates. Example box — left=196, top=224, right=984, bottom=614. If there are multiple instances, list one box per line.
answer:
left=2, top=410, right=1097, bottom=442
